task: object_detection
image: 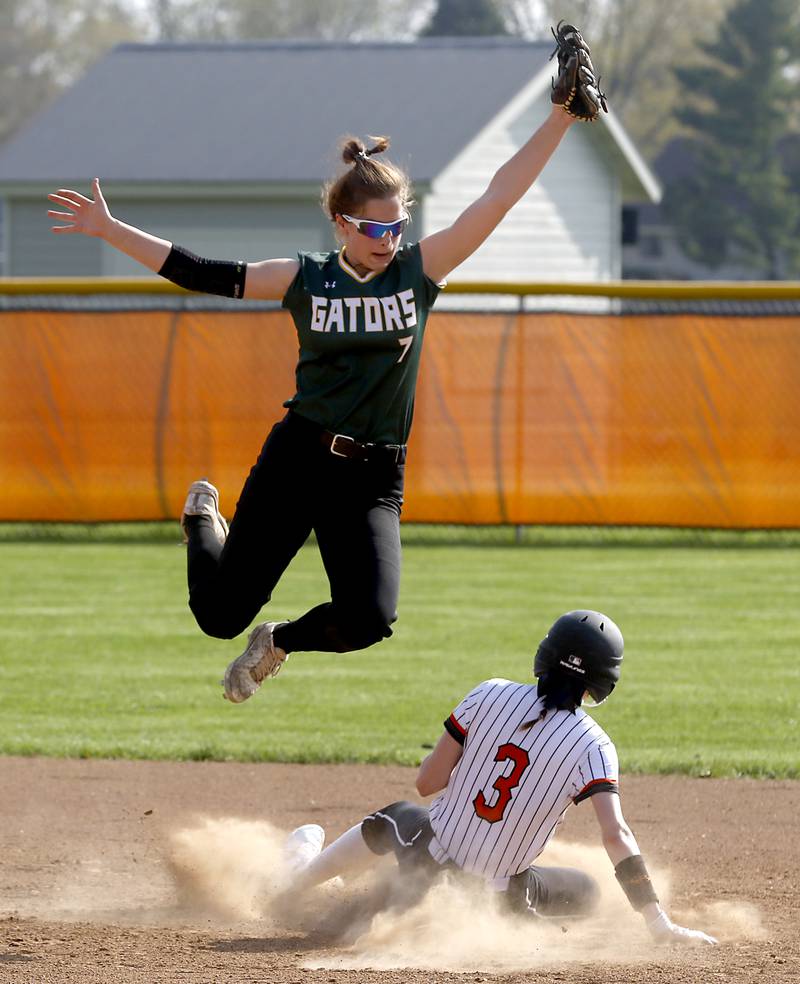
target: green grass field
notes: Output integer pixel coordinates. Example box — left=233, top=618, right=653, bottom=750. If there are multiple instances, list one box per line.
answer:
left=0, top=525, right=797, bottom=777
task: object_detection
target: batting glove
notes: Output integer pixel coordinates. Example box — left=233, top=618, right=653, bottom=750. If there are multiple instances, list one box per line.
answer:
left=647, top=911, right=718, bottom=946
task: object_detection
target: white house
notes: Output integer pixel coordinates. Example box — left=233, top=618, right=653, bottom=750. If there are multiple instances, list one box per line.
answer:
left=0, top=38, right=659, bottom=287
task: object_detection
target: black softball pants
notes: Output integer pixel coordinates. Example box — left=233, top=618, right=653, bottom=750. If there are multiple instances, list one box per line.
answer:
left=362, top=801, right=600, bottom=918
left=185, top=411, right=404, bottom=654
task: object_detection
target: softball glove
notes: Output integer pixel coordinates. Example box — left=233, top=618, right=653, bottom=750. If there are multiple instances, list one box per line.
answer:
left=550, top=21, right=608, bottom=122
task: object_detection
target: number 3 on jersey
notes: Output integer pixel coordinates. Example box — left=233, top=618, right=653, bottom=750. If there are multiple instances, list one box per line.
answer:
left=473, top=743, right=530, bottom=823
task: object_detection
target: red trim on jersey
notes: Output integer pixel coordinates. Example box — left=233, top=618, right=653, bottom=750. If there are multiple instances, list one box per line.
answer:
left=580, top=777, right=617, bottom=793
left=448, top=713, right=467, bottom=736
left=574, top=777, right=619, bottom=805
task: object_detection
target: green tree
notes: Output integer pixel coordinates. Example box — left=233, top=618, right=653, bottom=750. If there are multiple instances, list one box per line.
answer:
left=232, top=0, right=426, bottom=40
left=422, top=0, right=509, bottom=37
left=497, top=0, right=735, bottom=159
left=147, top=0, right=429, bottom=42
left=664, top=0, right=800, bottom=277
left=0, top=0, right=141, bottom=146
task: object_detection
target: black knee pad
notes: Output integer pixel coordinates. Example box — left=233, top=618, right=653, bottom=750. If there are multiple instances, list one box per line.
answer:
left=361, top=802, right=435, bottom=867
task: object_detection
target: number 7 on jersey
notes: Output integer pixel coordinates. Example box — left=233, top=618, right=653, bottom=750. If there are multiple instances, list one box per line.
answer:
left=396, top=336, right=414, bottom=363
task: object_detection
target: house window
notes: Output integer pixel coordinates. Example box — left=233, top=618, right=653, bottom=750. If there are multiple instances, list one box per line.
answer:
left=621, top=206, right=639, bottom=245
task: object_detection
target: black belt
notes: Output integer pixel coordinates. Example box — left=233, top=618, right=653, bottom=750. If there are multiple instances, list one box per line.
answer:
left=321, top=430, right=406, bottom=464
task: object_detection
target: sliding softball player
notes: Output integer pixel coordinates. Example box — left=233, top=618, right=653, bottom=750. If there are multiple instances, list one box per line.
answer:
left=284, top=610, right=717, bottom=943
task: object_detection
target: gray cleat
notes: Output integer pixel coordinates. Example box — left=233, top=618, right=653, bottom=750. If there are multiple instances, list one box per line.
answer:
left=180, top=479, right=229, bottom=545
left=222, top=621, right=288, bottom=703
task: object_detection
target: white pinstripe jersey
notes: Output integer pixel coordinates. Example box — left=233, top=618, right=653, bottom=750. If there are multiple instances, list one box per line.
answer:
left=428, top=678, right=619, bottom=885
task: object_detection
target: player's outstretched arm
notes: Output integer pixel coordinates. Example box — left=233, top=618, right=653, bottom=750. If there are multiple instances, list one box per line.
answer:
left=418, top=105, right=573, bottom=285
left=591, top=792, right=718, bottom=946
left=48, top=177, right=299, bottom=301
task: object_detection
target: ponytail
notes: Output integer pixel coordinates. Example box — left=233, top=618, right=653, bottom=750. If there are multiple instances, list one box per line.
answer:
left=340, top=135, right=391, bottom=166
left=520, top=672, right=585, bottom=731
left=323, top=134, right=413, bottom=222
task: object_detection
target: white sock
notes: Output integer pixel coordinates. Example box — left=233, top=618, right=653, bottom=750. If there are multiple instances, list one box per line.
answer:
left=294, top=823, right=377, bottom=890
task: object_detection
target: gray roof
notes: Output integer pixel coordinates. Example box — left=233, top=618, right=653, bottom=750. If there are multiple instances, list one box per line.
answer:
left=0, top=38, right=553, bottom=185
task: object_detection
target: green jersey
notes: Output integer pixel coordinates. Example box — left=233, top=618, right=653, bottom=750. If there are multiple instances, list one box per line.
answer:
left=281, top=242, right=441, bottom=445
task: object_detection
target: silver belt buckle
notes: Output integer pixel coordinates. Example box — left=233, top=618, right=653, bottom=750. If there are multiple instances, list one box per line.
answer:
left=330, top=433, right=356, bottom=457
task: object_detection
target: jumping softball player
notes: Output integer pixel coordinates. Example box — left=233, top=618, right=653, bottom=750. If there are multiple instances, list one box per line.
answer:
left=47, top=27, right=605, bottom=703
left=283, top=611, right=717, bottom=945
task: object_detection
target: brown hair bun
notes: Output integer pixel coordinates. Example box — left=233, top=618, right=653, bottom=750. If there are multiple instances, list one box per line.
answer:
left=323, top=135, right=412, bottom=224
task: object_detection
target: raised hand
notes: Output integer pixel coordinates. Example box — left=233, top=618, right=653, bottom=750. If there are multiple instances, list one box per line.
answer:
left=48, top=177, right=113, bottom=238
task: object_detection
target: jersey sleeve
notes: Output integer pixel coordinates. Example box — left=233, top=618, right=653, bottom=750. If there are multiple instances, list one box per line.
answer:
left=572, top=738, right=620, bottom=804
left=281, top=251, right=314, bottom=313
left=443, top=679, right=497, bottom=746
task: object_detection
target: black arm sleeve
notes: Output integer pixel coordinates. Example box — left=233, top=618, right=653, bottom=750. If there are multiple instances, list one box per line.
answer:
left=158, top=244, right=247, bottom=299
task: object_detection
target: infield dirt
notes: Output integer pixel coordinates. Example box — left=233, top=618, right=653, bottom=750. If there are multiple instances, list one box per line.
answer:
left=1, top=757, right=797, bottom=983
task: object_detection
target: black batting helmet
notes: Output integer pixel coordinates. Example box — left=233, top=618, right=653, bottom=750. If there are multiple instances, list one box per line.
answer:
left=534, top=610, right=624, bottom=705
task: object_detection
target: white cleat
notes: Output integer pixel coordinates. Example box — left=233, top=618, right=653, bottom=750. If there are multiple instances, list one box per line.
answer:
left=284, top=824, right=325, bottom=873
left=222, top=621, right=288, bottom=703
left=180, top=479, right=229, bottom=545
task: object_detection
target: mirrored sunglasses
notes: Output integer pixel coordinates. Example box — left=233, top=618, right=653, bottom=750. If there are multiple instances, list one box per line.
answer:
left=341, top=213, right=409, bottom=239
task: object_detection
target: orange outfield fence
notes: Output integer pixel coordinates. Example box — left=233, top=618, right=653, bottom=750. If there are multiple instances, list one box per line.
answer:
left=1, top=294, right=799, bottom=528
